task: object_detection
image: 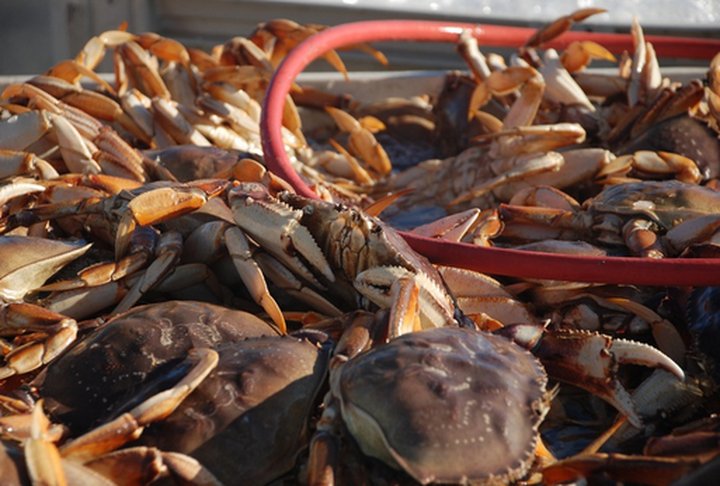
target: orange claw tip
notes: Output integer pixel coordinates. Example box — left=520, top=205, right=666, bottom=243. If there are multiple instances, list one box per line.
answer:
left=260, top=19, right=720, bottom=286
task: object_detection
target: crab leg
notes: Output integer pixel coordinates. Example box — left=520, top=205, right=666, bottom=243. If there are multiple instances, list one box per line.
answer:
left=43, top=278, right=136, bottom=319
left=81, top=446, right=168, bottom=485
left=0, top=304, right=79, bottom=380
left=60, top=347, right=219, bottom=462
left=111, top=230, right=183, bottom=314
left=497, top=324, right=684, bottom=428
left=540, top=48, right=596, bottom=110
left=0, top=323, right=77, bottom=380
left=81, top=446, right=223, bottom=486
left=156, top=451, right=223, bottom=486
left=307, top=430, right=338, bottom=486
left=253, top=252, right=344, bottom=318
left=39, top=227, right=157, bottom=292
left=325, top=107, right=391, bottom=175
left=115, top=181, right=225, bottom=259
left=0, top=149, right=58, bottom=180
left=449, top=152, right=564, bottom=206
left=439, top=265, right=536, bottom=328
left=411, top=208, right=484, bottom=242
left=386, top=276, right=422, bottom=338
left=225, top=226, right=286, bottom=333
left=664, top=213, right=720, bottom=256
left=25, top=400, right=68, bottom=486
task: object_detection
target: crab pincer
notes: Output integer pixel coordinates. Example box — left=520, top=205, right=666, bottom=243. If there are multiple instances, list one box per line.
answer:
left=497, top=323, right=685, bottom=428
left=228, top=182, right=335, bottom=286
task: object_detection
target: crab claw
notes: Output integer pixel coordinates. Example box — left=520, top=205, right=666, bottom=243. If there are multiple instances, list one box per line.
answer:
left=497, top=324, right=684, bottom=428
left=229, top=183, right=335, bottom=285
left=355, top=266, right=457, bottom=332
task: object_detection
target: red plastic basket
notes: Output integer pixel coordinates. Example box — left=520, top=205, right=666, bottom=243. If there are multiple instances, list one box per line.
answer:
left=260, top=20, right=720, bottom=286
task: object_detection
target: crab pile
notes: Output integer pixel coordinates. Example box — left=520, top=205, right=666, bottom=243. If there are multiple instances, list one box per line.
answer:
left=0, top=8, right=719, bottom=486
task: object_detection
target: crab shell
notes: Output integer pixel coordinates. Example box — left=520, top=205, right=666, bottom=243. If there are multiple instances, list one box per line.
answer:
left=332, top=327, right=550, bottom=484
left=588, top=180, right=720, bottom=229
left=140, top=334, right=331, bottom=485
left=40, top=300, right=278, bottom=431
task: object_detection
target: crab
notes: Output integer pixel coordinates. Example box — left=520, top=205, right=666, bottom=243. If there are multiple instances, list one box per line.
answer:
left=0, top=235, right=95, bottom=380
left=306, top=310, right=684, bottom=485
left=31, top=300, right=329, bottom=485
left=0, top=179, right=241, bottom=328
left=498, top=180, right=720, bottom=258
left=371, top=65, right=605, bottom=228
left=323, top=325, right=550, bottom=485
left=0, top=178, right=265, bottom=337
left=38, top=300, right=278, bottom=431
left=1, top=167, right=530, bottom=337
left=228, top=181, right=468, bottom=333
left=139, top=331, right=331, bottom=485
left=1, top=350, right=224, bottom=485
left=1, top=83, right=148, bottom=181
left=0, top=21, right=312, bottom=182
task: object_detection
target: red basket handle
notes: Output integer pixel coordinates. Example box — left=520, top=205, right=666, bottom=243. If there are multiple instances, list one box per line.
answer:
left=261, top=19, right=720, bottom=286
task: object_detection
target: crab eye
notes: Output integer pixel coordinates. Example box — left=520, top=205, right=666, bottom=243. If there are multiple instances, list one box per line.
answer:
left=303, top=205, right=314, bottom=215
left=333, top=203, right=344, bottom=212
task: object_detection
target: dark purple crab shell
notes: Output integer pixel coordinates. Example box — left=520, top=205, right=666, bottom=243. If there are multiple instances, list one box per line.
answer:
left=617, top=115, right=720, bottom=180
left=333, top=327, right=550, bottom=484
left=39, top=300, right=278, bottom=432
left=140, top=333, right=331, bottom=486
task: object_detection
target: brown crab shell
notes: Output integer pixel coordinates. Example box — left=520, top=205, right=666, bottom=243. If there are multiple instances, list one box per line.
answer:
left=334, top=327, right=550, bottom=485
left=141, top=334, right=331, bottom=485
left=40, top=300, right=278, bottom=431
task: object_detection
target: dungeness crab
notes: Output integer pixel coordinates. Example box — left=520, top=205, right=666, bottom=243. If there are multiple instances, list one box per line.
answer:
left=307, top=311, right=684, bottom=485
